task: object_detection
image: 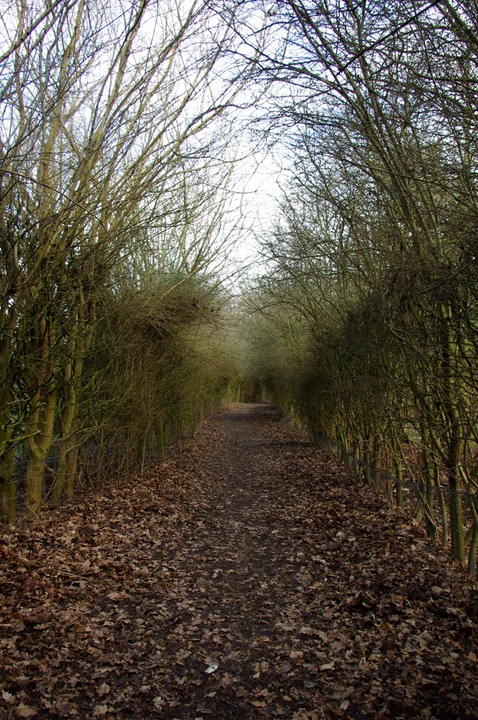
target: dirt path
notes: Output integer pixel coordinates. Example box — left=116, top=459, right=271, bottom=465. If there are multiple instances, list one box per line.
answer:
left=1, top=404, right=477, bottom=719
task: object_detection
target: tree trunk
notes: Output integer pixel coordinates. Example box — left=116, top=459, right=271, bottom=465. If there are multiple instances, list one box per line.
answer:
left=0, top=306, right=18, bottom=521
left=448, top=453, right=465, bottom=562
left=25, top=389, right=57, bottom=515
left=0, top=444, right=15, bottom=523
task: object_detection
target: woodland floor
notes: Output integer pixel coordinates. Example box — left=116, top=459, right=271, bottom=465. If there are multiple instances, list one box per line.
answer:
left=1, top=404, right=477, bottom=720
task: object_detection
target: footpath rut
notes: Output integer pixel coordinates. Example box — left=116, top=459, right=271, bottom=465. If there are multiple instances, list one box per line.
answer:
left=0, top=403, right=477, bottom=719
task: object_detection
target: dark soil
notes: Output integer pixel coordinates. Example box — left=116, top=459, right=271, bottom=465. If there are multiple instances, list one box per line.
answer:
left=0, top=403, right=477, bottom=719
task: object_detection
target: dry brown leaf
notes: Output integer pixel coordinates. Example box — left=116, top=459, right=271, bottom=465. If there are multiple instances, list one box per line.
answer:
left=15, top=705, right=37, bottom=718
left=92, top=705, right=109, bottom=717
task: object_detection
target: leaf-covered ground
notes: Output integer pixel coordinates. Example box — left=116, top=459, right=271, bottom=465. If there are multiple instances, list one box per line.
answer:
left=1, top=403, right=477, bottom=719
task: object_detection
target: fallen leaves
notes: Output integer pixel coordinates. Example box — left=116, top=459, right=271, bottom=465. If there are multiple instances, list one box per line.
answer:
left=15, top=705, right=37, bottom=718
left=92, top=706, right=109, bottom=717
left=0, top=403, right=477, bottom=719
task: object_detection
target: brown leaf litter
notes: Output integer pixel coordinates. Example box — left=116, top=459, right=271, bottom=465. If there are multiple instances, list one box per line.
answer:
left=0, top=404, right=477, bottom=719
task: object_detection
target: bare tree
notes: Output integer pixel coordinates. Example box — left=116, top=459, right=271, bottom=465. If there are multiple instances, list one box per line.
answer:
left=0, top=0, right=262, bottom=518
left=240, top=0, right=478, bottom=568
